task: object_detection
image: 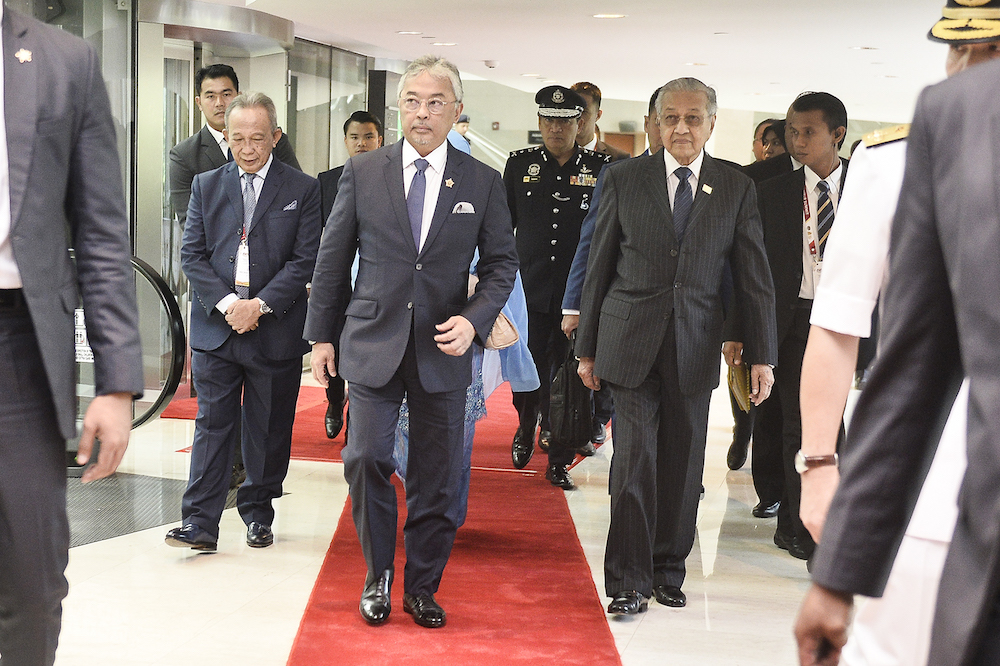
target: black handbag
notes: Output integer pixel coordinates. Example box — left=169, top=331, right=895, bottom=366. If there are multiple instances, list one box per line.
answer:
left=549, top=333, right=593, bottom=450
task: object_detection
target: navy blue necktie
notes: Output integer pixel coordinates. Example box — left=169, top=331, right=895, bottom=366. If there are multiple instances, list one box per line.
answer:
left=407, top=158, right=429, bottom=250
left=816, top=180, right=835, bottom=258
left=673, top=166, right=693, bottom=242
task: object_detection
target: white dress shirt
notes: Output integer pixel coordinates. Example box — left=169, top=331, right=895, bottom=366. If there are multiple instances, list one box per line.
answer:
left=581, top=136, right=598, bottom=152
left=215, top=154, right=273, bottom=313
left=402, top=139, right=448, bottom=252
left=206, top=123, right=229, bottom=158
left=663, top=149, right=704, bottom=208
left=0, top=5, right=18, bottom=290
left=798, top=162, right=842, bottom=300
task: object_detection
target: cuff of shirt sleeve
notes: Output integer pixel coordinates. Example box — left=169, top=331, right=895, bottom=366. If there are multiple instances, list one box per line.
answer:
left=561, top=309, right=580, bottom=316
left=216, top=293, right=239, bottom=315
left=810, top=288, right=875, bottom=338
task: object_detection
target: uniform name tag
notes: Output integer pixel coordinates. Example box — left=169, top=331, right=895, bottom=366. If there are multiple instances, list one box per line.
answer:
left=235, top=242, right=250, bottom=288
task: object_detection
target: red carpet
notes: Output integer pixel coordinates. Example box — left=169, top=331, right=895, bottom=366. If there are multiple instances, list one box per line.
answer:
left=286, top=470, right=622, bottom=665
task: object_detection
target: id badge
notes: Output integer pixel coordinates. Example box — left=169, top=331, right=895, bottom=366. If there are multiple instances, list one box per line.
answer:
left=235, top=242, right=250, bottom=288
left=813, top=262, right=823, bottom=287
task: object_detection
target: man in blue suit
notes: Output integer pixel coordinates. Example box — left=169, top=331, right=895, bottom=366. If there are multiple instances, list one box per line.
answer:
left=166, top=92, right=322, bottom=552
left=306, top=56, right=517, bottom=629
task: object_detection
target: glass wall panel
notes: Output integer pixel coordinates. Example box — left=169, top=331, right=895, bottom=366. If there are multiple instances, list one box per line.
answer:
left=329, top=48, right=370, bottom=170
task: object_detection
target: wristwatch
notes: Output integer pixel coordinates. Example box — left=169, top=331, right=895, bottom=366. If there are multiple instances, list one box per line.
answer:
left=258, top=299, right=272, bottom=315
left=794, top=450, right=838, bottom=474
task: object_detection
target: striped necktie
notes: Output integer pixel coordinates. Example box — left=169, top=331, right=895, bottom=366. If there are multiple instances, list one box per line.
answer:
left=816, top=180, right=834, bottom=258
left=235, top=172, right=256, bottom=299
left=673, top=166, right=693, bottom=242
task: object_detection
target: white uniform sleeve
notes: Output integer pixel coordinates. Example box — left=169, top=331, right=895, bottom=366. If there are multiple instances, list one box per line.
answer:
left=810, top=141, right=907, bottom=337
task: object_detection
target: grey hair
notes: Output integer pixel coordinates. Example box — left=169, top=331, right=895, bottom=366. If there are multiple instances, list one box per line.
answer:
left=655, top=78, right=718, bottom=118
left=225, top=91, right=278, bottom=133
left=396, top=55, right=464, bottom=103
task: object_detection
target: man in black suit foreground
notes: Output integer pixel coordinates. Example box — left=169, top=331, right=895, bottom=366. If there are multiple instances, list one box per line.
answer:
left=730, top=92, right=849, bottom=564
left=576, top=77, right=777, bottom=614
left=315, top=110, right=383, bottom=439
left=167, top=92, right=321, bottom=552
left=0, top=7, right=144, bottom=663
left=796, top=56, right=1000, bottom=666
left=306, top=56, right=517, bottom=629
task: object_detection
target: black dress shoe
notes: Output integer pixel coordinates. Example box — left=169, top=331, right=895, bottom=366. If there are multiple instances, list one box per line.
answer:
left=511, top=427, right=534, bottom=469
left=577, top=441, right=597, bottom=457
left=360, top=569, right=392, bottom=625
left=652, top=585, right=686, bottom=607
left=545, top=464, right=575, bottom=490
left=538, top=430, right=551, bottom=453
left=165, top=524, right=217, bottom=552
left=607, top=590, right=648, bottom=615
left=773, top=530, right=795, bottom=551
left=787, top=536, right=815, bottom=561
left=246, top=522, right=274, bottom=548
left=325, top=402, right=344, bottom=439
left=727, top=439, right=749, bottom=470
left=403, top=592, right=446, bottom=628
left=591, top=421, right=607, bottom=444
left=752, top=500, right=780, bottom=518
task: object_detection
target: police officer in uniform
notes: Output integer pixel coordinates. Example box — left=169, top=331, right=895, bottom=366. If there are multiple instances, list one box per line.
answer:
left=503, top=85, right=610, bottom=489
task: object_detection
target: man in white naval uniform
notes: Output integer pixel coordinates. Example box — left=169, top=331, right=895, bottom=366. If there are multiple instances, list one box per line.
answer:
left=795, top=4, right=1000, bottom=663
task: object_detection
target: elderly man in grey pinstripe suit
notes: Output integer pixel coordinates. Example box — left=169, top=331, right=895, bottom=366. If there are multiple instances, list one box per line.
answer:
left=577, top=77, right=777, bottom=614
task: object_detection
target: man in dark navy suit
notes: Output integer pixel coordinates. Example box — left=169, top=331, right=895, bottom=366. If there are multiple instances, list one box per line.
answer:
left=166, top=91, right=321, bottom=552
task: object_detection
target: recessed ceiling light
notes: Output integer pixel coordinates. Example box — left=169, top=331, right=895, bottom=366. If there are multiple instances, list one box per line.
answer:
left=432, top=42, right=457, bottom=46
left=851, top=46, right=878, bottom=50
left=685, top=62, right=708, bottom=66
left=714, top=31, right=729, bottom=35
left=521, top=73, right=540, bottom=77
left=397, top=31, right=422, bottom=35
left=593, top=14, right=626, bottom=19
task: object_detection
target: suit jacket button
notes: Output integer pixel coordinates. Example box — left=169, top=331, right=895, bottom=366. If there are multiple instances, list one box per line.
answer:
left=407, top=302, right=413, bottom=309
left=550, top=256, right=556, bottom=261
left=550, top=239, right=557, bottom=245
left=670, top=249, right=678, bottom=257
left=415, top=263, right=422, bottom=270
left=229, top=256, right=235, bottom=262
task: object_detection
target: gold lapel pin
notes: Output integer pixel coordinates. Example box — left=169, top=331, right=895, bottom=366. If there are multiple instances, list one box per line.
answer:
left=445, top=178, right=454, bottom=188
left=15, top=49, right=32, bottom=64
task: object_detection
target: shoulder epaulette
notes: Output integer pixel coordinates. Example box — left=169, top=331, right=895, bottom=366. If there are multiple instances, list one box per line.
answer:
left=863, top=124, right=909, bottom=149
left=509, top=145, right=542, bottom=158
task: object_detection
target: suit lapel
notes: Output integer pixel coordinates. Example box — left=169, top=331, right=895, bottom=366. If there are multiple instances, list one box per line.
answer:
left=687, top=154, right=719, bottom=233
left=202, top=126, right=227, bottom=168
left=383, top=142, right=415, bottom=253
left=223, top=162, right=244, bottom=233
left=251, top=159, right=282, bottom=230
left=420, top=144, right=463, bottom=256
left=642, top=151, right=675, bottom=238
left=4, top=12, right=36, bottom=230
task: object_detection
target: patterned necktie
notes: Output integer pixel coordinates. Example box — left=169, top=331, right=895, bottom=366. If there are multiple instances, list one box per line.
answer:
left=407, top=158, right=429, bottom=250
left=816, top=180, right=835, bottom=258
left=235, top=172, right=256, bottom=299
left=673, top=166, right=693, bottom=242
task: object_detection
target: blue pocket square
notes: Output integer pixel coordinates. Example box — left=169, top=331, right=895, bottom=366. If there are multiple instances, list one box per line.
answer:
left=283, top=200, right=298, bottom=211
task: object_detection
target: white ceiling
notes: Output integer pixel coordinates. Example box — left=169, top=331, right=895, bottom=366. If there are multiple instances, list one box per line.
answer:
left=230, top=0, right=951, bottom=123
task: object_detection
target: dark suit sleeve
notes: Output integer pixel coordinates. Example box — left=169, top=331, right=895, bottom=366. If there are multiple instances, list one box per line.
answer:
left=68, top=44, right=143, bottom=396
left=257, top=177, right=322, bottom=318
left=562, top=173, right=604, bottom=312
left=304, top=159, right=360, bottom=344
left=169, top=141, right=195, bottom=226
left=463, top=170, right=519, bottom=340
left=274, top=133, right=302, bottom=171
left=729, top=180, right=777, bottom=366
left=180, top=174, right=235, bottom=315
left=576, top=167, right=623, bottom=358
left=811, top=88, right=962, bottom=597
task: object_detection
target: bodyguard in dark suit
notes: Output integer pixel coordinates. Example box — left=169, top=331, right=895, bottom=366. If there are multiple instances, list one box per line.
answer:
left=796, top=55, right=1000, bottom=666
left=316, top=110, right=383, bottom=439
left=577, top=78, right=777, bottom=615
left=740, top=92, right=849, bottom=563
left=306, top=56, right=517, bottom=629
left=169, top=64, right=300, bottom=228
left=0, top=7, right=143, bottom=663
left=166, top=92, right=321, bottom=552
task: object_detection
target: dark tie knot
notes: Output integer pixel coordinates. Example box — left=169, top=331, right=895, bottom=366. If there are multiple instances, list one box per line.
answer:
left=674, top=166, right=692, bottom=181
left=817, top=180, right=830, bottom=194
left=414, top=158, right=429, bottom=174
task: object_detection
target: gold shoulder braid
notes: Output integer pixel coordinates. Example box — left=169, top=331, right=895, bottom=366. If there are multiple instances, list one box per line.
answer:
left=863, top=124, right=910, bottom=149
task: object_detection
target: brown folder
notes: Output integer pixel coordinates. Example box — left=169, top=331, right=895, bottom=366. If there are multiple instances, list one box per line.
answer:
left=728, top=364, right=752, bottom=413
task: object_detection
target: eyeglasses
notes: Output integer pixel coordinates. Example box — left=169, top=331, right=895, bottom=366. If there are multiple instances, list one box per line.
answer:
left=660, top=114, right=707, bottom=128
left=400, top=97, right=456, bottom=115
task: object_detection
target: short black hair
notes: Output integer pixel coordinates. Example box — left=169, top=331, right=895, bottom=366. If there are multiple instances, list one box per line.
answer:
left=648, top=86, right=662, bottom=116
left=755, top=117, right=779, bottom=136
left=196, top=64, right=239, bottom=96
left=343, top=110, right=383, bottom=137
left=790, top=92, right=848, bottom=148
left=763, top=119, right=786, bottom=150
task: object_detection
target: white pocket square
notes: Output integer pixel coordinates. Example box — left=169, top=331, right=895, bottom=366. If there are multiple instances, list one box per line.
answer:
left=283, top=200, right=298, bottom=211
left=452, top=202, right=475, bottom=214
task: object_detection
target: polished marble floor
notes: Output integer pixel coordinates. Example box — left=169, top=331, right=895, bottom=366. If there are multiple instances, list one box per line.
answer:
left=54, top=375, right=830, bottom=665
